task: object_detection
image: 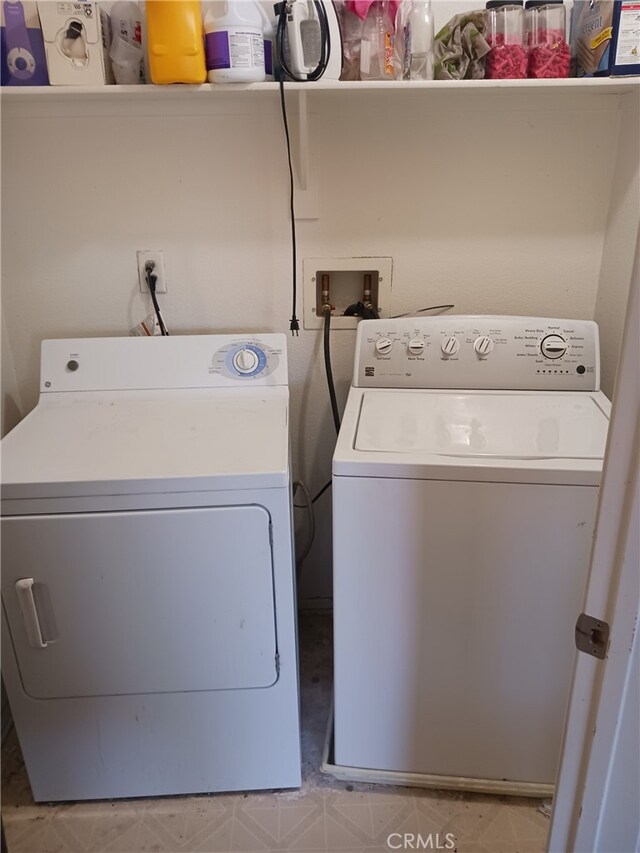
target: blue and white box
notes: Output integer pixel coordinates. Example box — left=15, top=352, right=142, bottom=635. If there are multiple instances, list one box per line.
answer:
left=571, top=0, right=640, bottom=76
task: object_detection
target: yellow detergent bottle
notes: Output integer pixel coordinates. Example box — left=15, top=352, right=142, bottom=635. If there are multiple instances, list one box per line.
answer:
left=146, top=0, right=207, bottom=84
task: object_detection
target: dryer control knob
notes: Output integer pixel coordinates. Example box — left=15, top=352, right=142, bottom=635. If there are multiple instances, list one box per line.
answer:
left=540, top=334, right=567, bottom=360
left=376, top=337, right=393, bottom=355
left=474, top=336, right=494, bottom=358
left=233, top=348, right=259, bottom=374
left=407, top=338, right=425, bottom=355
left=441, top=336, right=460, bottom=357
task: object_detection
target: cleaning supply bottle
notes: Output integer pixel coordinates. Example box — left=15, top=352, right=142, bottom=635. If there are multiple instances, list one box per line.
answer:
left=109, top=1, right=144, bottom=84
left=360, top=1, right=395, bottom=80
left=146, top=0, right=206, bottom=84
left=203, top=1, right=265, bottom=83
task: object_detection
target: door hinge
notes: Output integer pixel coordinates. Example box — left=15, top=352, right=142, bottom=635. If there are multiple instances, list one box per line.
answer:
left=269, top=523, right=273, bottom=548
left=575, top=613, right=610, bottom=660
left=275, top=653, right=280, bottom=675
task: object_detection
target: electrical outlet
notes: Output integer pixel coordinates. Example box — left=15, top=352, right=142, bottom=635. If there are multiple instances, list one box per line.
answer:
left=303, top=257, right=393, bottom=330
left=137, top=250, right=167, bottom=294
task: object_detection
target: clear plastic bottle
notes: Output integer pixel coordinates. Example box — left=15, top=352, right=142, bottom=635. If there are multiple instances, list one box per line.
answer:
left=485, top=0, right=527, bottom=79
left=360, top=1, right=395, bottom=81
left=405, top=0, right=434, bottom=80
left=525, top=0, right=570, bottom=78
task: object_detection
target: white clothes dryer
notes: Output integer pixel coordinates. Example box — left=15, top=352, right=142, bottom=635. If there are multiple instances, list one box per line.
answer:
left=332, top=316, right=610, bottom=796
left=1, top=334, right=301, bottom=801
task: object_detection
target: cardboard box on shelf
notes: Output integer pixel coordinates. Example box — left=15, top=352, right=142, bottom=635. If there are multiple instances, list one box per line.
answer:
left=571, top=0, right=640, bottom=77
left=37, top=0, right=113, bottom=85
left=610, top=1, right=640, bottom=76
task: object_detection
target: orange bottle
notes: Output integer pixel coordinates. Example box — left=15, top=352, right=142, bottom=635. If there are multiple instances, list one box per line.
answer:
left=146, top=0, right=207, bottom=84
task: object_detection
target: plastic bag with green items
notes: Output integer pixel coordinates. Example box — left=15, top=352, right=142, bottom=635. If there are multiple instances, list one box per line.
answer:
left=434, top=11, right=490, bottom=80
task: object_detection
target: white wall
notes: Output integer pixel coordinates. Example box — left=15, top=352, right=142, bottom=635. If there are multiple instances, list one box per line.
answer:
left=0, top=89, right=636, bottom=602
left=1, top=312, right=23, bottom=437
left=594, top=93, right=640, bottom=398
left=596, top=623, right=640, bottom=852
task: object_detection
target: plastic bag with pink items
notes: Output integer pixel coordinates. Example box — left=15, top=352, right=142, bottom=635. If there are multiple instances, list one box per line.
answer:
left=349, top=0, right=399, bottom=19
left=336, top=0, right=400, bottom=80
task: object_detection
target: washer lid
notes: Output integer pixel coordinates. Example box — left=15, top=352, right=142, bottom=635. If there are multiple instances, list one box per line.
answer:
left=1, top=388, right=289, bottom=501
left=355, top=391, right=609, bottom=460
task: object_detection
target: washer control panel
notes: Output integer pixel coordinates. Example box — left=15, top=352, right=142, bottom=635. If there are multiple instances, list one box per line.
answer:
left=353, top=316, right=600, bottom=390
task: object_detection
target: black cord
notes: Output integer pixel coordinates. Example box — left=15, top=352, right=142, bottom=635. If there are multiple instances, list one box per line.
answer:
left=278, top=78, right=299, bottom=335
left=145, top=266, right=169, bottom=336
left=295, top=479, right=331, bottom=507
left=312, top=479, right=331, bottom=503
left=392, top=304, right=455, bottom=318
left=323, top=310, right=341, bottom=434
left=150, top=289, right=168, bottom=337
left=308, top=304, right=454, bottom=510
left=274, top=1, right=337, bottom=333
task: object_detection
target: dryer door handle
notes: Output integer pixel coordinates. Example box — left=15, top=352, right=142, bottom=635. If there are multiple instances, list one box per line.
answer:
left=15, top=578, right=48, bottom=649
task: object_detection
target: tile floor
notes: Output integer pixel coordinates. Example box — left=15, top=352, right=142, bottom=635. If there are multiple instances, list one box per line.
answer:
left=1, top=614, right=550, bottom=853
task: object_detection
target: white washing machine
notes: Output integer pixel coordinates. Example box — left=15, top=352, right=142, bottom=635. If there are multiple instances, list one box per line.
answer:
left=332, top=316, right=610, bottom=796
left=1, top=334, right=301, bottom=801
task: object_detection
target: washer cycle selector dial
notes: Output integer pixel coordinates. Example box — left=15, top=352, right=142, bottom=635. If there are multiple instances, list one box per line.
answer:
left=441, top=336, right=460, bottom=357
left=474, top=336, right=494, bottom=358
left=541, top=334, right=567, bottom=359
left=233, top=348, right=260, bottom=374
left=376, top=338, right=393, bottom=355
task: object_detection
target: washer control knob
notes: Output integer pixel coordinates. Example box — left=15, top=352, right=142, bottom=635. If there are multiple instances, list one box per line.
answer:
left=407, top=338, right=425, bottom=355
left=441, top=336, right=460, bottom=357
left=233, top=348, right=259, bottom=374
left=474, top=336, right=494, bottom=358
left=376, top=337, right=393, bottom=355
left=541, top=334, right=567, bottom=360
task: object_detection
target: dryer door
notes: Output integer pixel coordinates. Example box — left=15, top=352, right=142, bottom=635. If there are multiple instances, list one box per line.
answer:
left=1, top=505, right=278, bottom=698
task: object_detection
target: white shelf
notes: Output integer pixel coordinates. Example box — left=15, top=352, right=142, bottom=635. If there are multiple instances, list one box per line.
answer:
left=1, top=77, right=639, bottom=100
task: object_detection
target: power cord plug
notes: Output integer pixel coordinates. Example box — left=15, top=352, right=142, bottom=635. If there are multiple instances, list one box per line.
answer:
left=145, top=261, right=158, bottom=292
